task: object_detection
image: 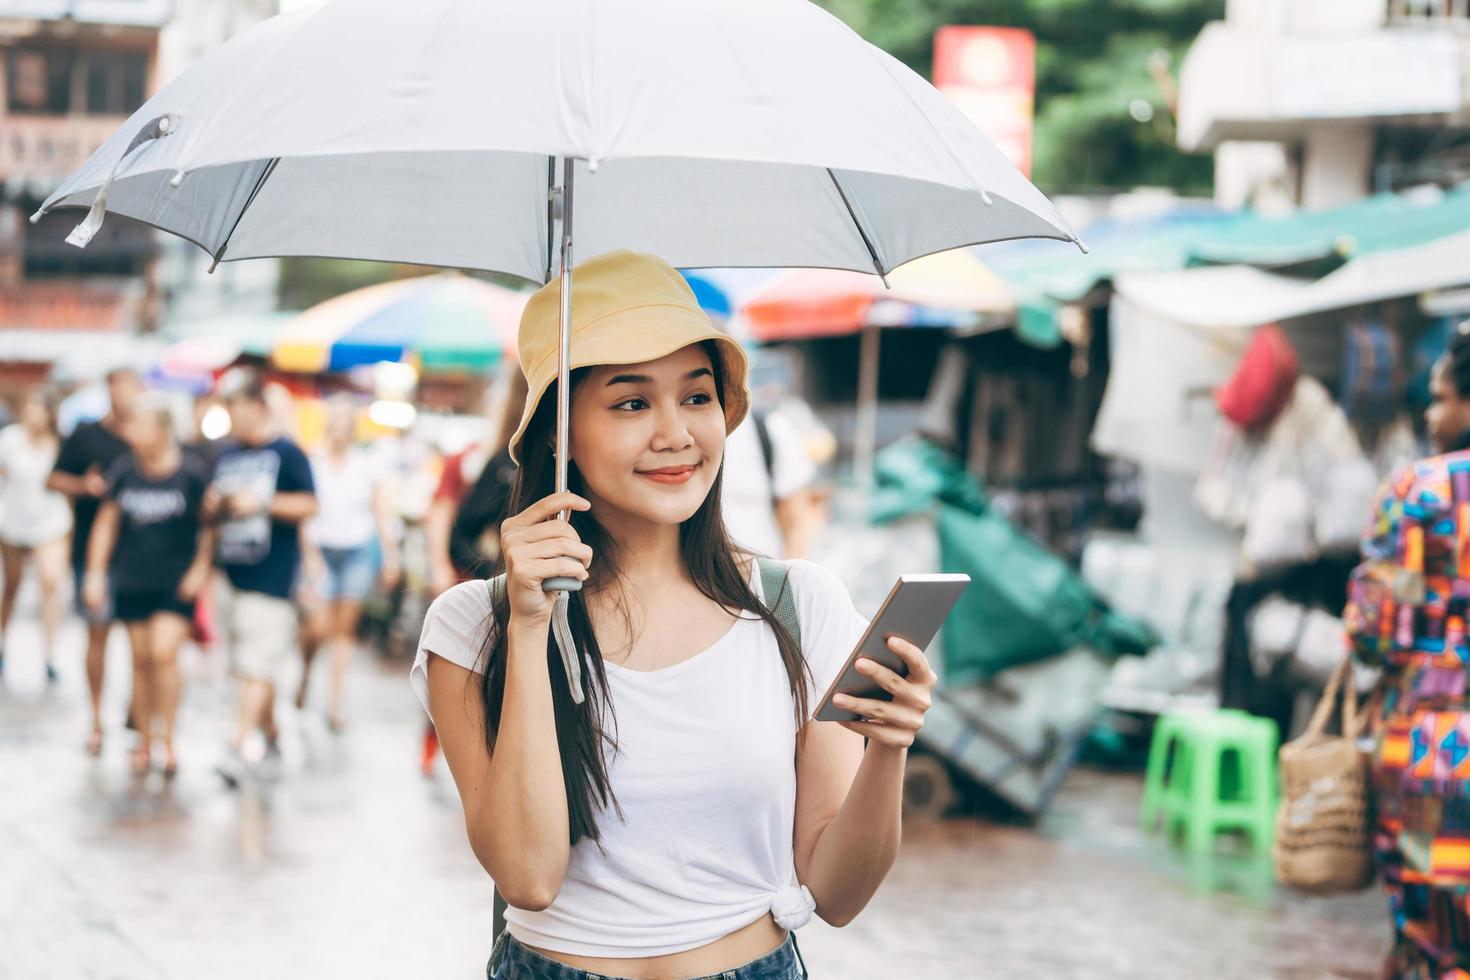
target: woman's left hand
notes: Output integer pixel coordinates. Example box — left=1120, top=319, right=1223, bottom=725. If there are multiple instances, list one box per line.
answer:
left=832, top=636, right=936, bottom=750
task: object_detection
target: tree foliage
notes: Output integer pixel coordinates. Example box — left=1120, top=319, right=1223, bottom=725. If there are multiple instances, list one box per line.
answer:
left=819, top=0, right=1223, bottom=193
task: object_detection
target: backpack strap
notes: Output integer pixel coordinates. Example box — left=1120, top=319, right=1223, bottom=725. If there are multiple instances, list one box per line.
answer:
left=756, top=557, right=801, bottom=650
left=486, top=572, right=510, bottom=943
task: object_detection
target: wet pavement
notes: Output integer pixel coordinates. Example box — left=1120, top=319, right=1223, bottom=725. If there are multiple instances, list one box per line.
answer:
left=2, top=602, right=1388, bottom=979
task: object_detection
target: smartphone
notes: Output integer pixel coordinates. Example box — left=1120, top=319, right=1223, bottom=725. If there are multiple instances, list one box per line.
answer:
left=813, top=574, right=970, bottom=723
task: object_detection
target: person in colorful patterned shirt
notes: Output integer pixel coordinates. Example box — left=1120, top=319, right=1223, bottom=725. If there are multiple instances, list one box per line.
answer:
left=1346, top=322, right=1470, bottom=978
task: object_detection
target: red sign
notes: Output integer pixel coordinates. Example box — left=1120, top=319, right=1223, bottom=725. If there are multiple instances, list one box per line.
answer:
left=933, top=26, right=1036, bottom=176
left=0, top=282, right=131, bottom=331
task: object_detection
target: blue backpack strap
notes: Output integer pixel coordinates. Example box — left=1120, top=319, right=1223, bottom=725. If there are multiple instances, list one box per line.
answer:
left=756, top=557, right=801, bottom=650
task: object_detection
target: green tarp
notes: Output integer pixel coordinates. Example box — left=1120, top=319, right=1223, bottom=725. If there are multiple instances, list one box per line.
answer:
left=869, top=438, right=1155, bottom=684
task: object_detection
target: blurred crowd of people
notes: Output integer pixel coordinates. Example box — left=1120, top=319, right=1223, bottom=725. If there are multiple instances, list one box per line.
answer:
left=0, top=356, right=832, bottom=785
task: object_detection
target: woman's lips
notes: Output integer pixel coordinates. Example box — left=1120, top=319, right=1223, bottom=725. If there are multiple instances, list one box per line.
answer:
left=638, top=464, right=698, bottom=484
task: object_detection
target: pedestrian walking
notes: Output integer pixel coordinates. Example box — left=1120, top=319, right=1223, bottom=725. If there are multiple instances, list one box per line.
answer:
left=206, top=368, right=316, bottom=787
left=721, top=406, right=822, bottom=560
left=84, top=396, right=213, bottom=777
left=413, top=252, right=937, bottom=980
left=0, top=389, right=72, bottom=684
left=1347, top=321, right=1470, bottom=978
left=297, top=394, right=400, bottom=731
left=420, top=362, right=526, bottom=774
left=48, top=367, right=143, bottom=755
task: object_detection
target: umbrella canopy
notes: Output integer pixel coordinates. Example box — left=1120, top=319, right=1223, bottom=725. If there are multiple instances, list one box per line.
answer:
left=36, top=0, right=1080, bottom=699
left=272, top=272, right=525, bottom=374
left=741, top=249, right=1013, bottom=340
left=35, top=0, right=1077, bottom=283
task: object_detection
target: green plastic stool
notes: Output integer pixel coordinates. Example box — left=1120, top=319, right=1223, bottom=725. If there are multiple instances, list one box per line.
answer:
left=1158, top=708, right=1275, bottom=852
left=1140, top=709, right=1248, bottom=829
left=1150, top=710, right=1278, bottom=853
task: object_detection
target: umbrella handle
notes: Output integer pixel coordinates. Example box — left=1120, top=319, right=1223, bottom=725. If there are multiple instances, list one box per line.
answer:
left=542, top=576, right=583, bottom=593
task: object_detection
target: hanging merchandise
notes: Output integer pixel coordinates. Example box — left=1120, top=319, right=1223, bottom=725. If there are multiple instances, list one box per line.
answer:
left=1289, top=609, right=1351, bottom=688
left=1314, top=456, right=1382, bottom=554
left=1247, top=595, right=1307, bottom=679
left=1243, top=475, right=1315, bottom=569
left=1340, top=318, right=1402, bottom=424
left=1216, top=323, right=1299, bottom=433
left=1197, top=374, right=1376, bottom=572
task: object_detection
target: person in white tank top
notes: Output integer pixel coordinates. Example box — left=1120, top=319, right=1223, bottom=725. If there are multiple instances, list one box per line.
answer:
left=0, top=388, right=72, bottom=685
left=413, top=252, right=937, bottom=980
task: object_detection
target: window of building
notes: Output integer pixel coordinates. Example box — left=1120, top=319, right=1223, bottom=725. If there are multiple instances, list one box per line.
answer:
left=6, top=47, right=74, bottom=115
left=6, top=45, right=149, bottom=116
left=83, top=51, right=149, bottom=115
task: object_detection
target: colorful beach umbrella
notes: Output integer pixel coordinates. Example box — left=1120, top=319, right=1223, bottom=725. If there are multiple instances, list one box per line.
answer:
left=739, top=249, right=1013, bottom=341
left=738, top=249, right=1013, bottom=485
left=272, top=272, right=526, bottom=374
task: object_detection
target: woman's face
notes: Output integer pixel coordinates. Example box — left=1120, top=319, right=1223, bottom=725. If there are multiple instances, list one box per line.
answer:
left=568, top=344, right=726, bottom=529
left=126, top=411, right=170, bottom=456
left=325, top=400, right=357, bottom=446
left=19, top=396, right=49, bottom=433
left=1428, top=359, right=1470, bottom=453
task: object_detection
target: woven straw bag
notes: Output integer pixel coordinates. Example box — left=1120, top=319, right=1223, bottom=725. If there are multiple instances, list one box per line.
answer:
left=1274, top=654, right=1376, bottom=892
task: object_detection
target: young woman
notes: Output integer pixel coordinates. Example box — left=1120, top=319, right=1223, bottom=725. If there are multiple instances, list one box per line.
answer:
left=412, top=252, right=936, bottom=980
left=0, top=389, right=72, bottom=684
left=299, top=394, right=401, bottom=730
left=85, top=397, right=213, bottom=776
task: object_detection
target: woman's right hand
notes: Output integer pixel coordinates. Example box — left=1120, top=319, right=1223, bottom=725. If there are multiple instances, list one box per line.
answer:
left=499, top=492, right=593, bottom=627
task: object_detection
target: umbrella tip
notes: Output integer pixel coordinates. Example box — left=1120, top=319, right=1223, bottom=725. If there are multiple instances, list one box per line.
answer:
left=171, top=169, right=186, bottom=188
left=588, top=155, right=600, bottom=174
left=28, top=208, right=45, bottom=224
left=979, top=189, right=993, bottom=206
left=1073, top=237, right=1091, bottom=255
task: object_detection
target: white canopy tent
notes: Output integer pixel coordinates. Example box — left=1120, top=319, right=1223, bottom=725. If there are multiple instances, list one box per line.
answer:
left=1112, top=228, right=1470, bottom=328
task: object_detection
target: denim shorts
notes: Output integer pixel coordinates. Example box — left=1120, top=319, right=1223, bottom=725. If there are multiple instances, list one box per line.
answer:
left=487, top=931, right=809, bottom=980
left=318, top=542, right=379, bottom=602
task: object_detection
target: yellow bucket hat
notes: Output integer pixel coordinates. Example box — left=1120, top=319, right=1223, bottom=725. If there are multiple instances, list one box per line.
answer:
left=509, top=250, right=750, bottom=464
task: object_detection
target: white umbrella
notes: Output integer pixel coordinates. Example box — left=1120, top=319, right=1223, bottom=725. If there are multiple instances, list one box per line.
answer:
left=35, top=0, right=1081, bottom=604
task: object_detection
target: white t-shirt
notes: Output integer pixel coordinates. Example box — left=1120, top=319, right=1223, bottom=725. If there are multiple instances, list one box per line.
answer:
left=410, top=559, right=867, bottom=959
left=307, top=446, right=381, bottom=549
left=0, top=425, right=71, bottom=547
left=721, top=413, right=817, bottom=558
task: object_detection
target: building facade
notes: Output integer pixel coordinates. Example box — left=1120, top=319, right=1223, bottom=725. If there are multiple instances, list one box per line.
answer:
left=0, top=0, right=278, bottom=386
left=1178, top=0, right=1470, bottom=211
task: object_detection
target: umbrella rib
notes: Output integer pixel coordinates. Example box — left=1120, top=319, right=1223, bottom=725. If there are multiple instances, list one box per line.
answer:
left=826, top=168, right=890, bottom=287
left=208, top=156, right=281, bottom=273
left=544, top=155, right=557, bottom=284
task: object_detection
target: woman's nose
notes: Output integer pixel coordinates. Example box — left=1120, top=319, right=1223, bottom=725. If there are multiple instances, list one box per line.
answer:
left=648, top=402, right=693, bottom=451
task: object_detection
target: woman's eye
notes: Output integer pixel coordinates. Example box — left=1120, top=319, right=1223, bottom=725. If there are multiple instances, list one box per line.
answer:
left=613, top=398, right=648, bottom=412
left=685, top=392, right=714, bottom=406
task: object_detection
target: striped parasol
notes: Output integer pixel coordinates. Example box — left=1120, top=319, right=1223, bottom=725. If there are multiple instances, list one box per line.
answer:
left=272, top=272, right=526, bottom=375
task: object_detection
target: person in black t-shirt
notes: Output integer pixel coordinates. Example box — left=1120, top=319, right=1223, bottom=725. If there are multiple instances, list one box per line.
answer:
left=204, top=368, right=316, bottom=787
left=85, top=396, right=213, bottom=777
left=48, top=367, right=144, bottom=756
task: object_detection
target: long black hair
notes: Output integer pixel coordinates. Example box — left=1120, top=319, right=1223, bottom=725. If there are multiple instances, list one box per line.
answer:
left=475, top=340, right=811, bottom=847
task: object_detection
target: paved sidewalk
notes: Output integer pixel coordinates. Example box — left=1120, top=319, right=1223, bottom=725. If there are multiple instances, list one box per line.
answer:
left=2, top=608, right=1387, bottom=978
